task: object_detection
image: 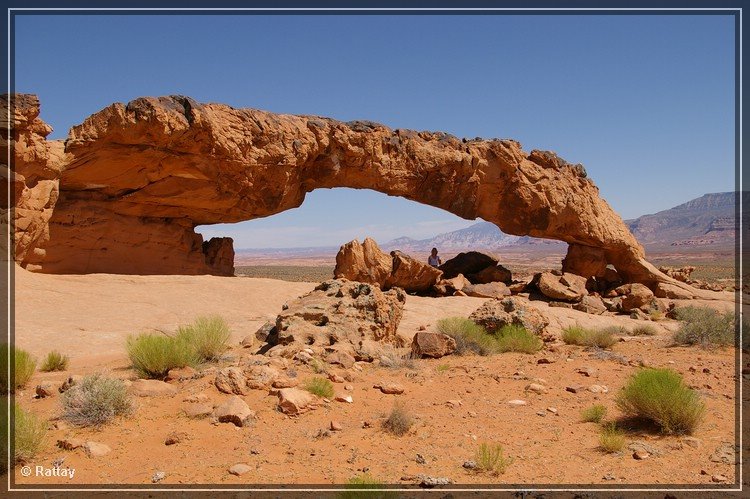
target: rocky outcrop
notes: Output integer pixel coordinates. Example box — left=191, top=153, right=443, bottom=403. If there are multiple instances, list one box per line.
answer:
left=534, top=271, right=588, bottom=302
left=265, top=279, right=406, bottom=359
left=3, top=94, right=707, bottom=290
left=469, top=298, right=549, bottom=337
left=334, top=238, right=442, bottom=293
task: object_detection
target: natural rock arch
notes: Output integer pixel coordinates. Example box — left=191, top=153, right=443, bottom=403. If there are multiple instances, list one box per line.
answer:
left=6, top=94, right=684, bottom=291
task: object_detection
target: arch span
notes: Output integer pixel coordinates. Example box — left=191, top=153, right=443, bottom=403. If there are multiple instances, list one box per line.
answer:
left=9, top=94, right=676, bottom=289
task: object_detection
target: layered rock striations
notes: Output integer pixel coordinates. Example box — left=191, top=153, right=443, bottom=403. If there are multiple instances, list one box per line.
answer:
left=5, top=94, right=692, bottom=289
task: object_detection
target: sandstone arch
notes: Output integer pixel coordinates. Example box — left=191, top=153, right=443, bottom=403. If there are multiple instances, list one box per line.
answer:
left=5, top=94, right=684, bottom=291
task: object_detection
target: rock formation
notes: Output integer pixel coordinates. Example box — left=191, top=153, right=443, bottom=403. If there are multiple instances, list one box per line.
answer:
left=3, top=93, right=704, bottom=290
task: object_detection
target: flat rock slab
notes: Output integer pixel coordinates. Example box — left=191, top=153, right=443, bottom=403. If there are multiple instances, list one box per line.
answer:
left=84, top=441, right=112, bottom=457
left=229, top=463, right=252, bottom=476
left=214, top=396, right=255, bottom=427
left=130, top=379, right=177, bottom=397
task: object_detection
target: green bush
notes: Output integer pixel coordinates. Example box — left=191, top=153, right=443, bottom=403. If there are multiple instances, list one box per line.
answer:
left=495, top=324, right=542, bottom=354
left=673, top=306, right=735, bottom=348
left=382, top=403, right=413, bottom=436
left=14, top=402, right=46, bottom=465
left=616, top=368, right=705, bottom=435
left=126, top=333, right=198, bottom=379
left=41, top=351, right=69, bottom=372
left=303, top=376, right=334, bottom=398
left=437, top=317, right=498, bottom=355
left=338, top=473, right=396, bottom=499
left=0, top=344, right=37, bottom=392
left=598, top=422, right=625, bottom=453
left=474, top=442, right=513, bottom=474
left=176, top=315, right=231, bottom=361
left=61, top=373, right=134, bottom=427
left=580, top=404, right=607, bottom=423
left=562, top=326, right=617, bottom=348
left=632, top=324, right=658, bottom=336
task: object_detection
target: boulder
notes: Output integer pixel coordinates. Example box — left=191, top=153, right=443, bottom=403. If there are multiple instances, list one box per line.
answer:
left=561, top=244, right=607, bottom=278
left=214, top=396, right=255, bottom=427
left=433, top=274, right=470, bottom=295
left=326, top=351, right=356, bottom=369
left=467, top=264, right=512, bottom=284
left=334, top=237, right=392, bottom=286
left=214, top=367, right=247, bottom=395
left=439, top=251, right=498, bottom=280
left=536, top=272, right=588, bottom=302
left=254, top=322, right=276, bottom=343
left=277, top=388, right=316, bottom=415
left=36, top=383, right=55, bottom=398
left=244, top=365, right=280, bottom=390
left=573, top=295, right=608, bottom=315
left=469, top=297, right=549, bottom=336
left=267, top=279, right=405, bottom=359
left=129, top=379, right=177, bottom=397
left=462, top=281, right=511, bottom=299
left=616, top=283, right=655, bottom=311
left=386, top=250, right=443, bottom=292
left=654, top=282, right=695, bottom=300
left=410, top=332, right=457, bottom=358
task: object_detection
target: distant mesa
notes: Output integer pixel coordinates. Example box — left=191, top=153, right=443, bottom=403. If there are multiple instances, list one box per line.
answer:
left=2, top=93, right=706, bottom=293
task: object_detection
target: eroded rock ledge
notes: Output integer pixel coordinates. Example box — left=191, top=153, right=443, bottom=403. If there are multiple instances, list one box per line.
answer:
left=3, top=93, right=691, bottom=290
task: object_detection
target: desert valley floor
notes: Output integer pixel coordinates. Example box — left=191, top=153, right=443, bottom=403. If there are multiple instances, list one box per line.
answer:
left=11, top=268, right=744, bottom=488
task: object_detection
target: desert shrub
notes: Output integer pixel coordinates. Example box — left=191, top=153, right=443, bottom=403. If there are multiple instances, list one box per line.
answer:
left=310, top=358, right=328, bottom=374
left=673, top=306, right=735, bottom=348
left=580, top=404, right=607, bottom=423
left=598, top=422, right=626, bottom=453
left=474, top=442, right=513, bottom=474
left=339, top=473, right=395, bottom=499
left=436, top=364, right=450, bottom=373
left=0, top=345, right=37, bottom=392
left=437, top=317, right=498, bottom=355
left=382, top=403, right=413, bottom=436
left=616, top=368, right=705, bottom=434
left=379, top=346, right=416, bottom=369
left=61, top=373, right=134, bottom=427
left=41, top=351, right=70, bottom=372
left=601, top=325, right=629, bottom=336
left=562, top=326, right=617, bottom=348
left=126, top=332, right=198, bottom=379
left=176, top=315, right=231, bottom=361
left=303, top=376, right=334, bottom=398
left=14, top=402, right=46, bottom=465
left=649, top=310, right=664, bottom=321
left=632, top=324, right=658, bottom=336
left=495, top=324, right=542, bottom=354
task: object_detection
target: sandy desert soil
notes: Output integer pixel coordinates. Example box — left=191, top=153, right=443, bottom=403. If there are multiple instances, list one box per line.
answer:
left=10, top=268, right=745, bottom=490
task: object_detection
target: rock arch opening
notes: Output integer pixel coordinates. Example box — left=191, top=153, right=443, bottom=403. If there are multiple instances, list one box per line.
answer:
left=7, top=94, right=689, bottom=293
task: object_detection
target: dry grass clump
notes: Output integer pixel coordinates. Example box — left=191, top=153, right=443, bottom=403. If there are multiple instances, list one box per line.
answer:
left=495, top=324, right=542, bottom=354
left=598, top=422, right=626, bottom=453
left=382, top=403, right=413, bottom=436
left=616, top=368, right=705, bottom=435
left=673, top=306, right=735, bottom=348
left=631, top=324, right=658, bottom=336
left=177, top=315, right=231, bottom=361
left=303, top=376, right=334, bottom=398
left=339, top=473, right=396, bottom=499
left=14, top=402, right=46, bottom=465
left=474, top=442, right=513, bottom=474
left=580, top=404, right=607, bottom=423
left=437, top=317, right=498, bottom=355
left=61, top=373, right=134, bottom=427
left=379, top=346, right=417, bottom=369
left=562, top=326, right=617, bottom=348
left=41, top=351, right=70, bottom=372
left=1, top=344, right=37, bottom=392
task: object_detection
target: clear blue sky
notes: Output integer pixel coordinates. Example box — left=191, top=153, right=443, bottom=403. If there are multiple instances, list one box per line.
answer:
left=14, top=13, right=735, bottom=249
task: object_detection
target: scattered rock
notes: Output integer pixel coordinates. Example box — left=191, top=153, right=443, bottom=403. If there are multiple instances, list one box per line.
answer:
left=681, top=437, right=702, bottom=449
left=214, top=396, right=255, bottom=427
left=410, top=331, right=456, bottom=359
left=183, top=403, right=214, bottom=418
left=254, top=322, right=276, bottom=343
left=565, top=385, right=584, bottom=394
left=375, top=383, right=405, bottom=395
left=229, top=463, right=252, bottom=476
left=130, top=379, right=177, bottom=397
left=245, top=365, right=281, bottom=390
left=507, top=399, right=527, bottom=406
left=446, top=399, right=462, bottom=408
left=183, top=393, right=210, bottom=403
left=58, top=375, right=82, bottom=393
left=277, top=388, right=316, bottom=415
left=415, top=454, right=426, bottom=465
left=344, top=384, right=354, bottom=391
left=35, top=383, right=55, bottom=398
left=577, top=366, right=597, bottom=377
left=271, top=377, right=298, bottom=389
left=711, top=474, right=728, bottom=483
left=525, top=383, right=546, bottom=394
left=330, top=420, right=343, bottom=431
left=709, top=442, right=737, bottom=464
left=165, top=366, right=197, bottom=382
left=239, top=335, right=255, bottom=349
left=83, top=441, right=111, bottom=458
left=546, top=407, right=558, bottom=414
left=164, top=431, right=188, bottom=445
left=573, top=295, right=608, bottom=314
left=56, top=438, right=84, bottom=451
left=629, top=441, right=664, bottom=458
left=328, top=373, right=345, bottom=383
left=633, top=450, right=650, bottom=460
left=151, top=471, right=166, bottom=483
left=335, top=394, right=353, bottom=403
left=537, top=357, right=555, bottom=364
left=469, top=297, right=549, bottom=336
left=214, top=367, right=247, bottom=395
left=419, top=475, right=453, bottom=488
left=588, top=385, right=608, bottom=393
left=462, top=281, right=511, bottom=299
left=326, top=351, right=356, bottom=369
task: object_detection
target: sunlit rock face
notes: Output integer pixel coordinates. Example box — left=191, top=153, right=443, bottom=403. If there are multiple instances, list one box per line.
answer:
left=5, top=93, right=683, bottom=289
